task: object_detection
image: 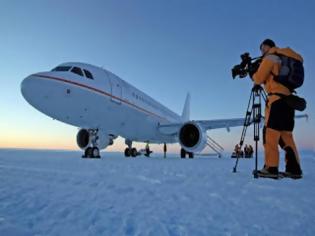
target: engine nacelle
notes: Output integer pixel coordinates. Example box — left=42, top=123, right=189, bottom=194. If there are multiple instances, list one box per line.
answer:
left=179, top=122, right=207, bottom=153
left=76, top=129, right=114, bottom=150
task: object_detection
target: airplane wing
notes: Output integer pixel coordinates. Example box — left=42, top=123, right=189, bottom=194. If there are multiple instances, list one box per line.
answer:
left=158, top=114, right=308, bottom=135
left=198, top=113, right=308, bottom=131
left=196, top=118, right=246, bottom=131
left=158, top=118, right=245, bottom=135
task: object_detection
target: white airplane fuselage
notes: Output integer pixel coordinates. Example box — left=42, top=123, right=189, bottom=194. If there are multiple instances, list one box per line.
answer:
left=21, top=62, right=180, bottom=145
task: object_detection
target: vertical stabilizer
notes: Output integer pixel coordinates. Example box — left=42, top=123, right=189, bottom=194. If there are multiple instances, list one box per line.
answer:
left=181, top=93, right=190, bottom=121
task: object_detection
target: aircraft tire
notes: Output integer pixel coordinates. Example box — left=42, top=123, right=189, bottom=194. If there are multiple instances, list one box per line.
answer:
left=92, top=147, right=100, bottom=158
left=131, top=148, right=137, bottom=157
left=124, top=148, right=131, bottom=157
left=85, top=147, right=93, bottom=158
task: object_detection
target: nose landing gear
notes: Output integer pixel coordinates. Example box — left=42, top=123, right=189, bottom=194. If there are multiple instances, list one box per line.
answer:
left=82, top=129, right=101, bottom=159
left=83, top=146, right=100, bottom=158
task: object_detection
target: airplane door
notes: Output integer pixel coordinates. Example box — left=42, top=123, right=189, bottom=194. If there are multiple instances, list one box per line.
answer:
left=110, top=78, right=122, bottom=104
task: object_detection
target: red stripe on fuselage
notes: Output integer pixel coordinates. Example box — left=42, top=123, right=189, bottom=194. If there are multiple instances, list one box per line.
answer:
left=34, top=74, right=170, bottom=122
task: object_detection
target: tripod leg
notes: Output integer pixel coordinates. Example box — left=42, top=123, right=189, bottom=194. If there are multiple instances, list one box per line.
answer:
left=252, top=90, right=262, bottom=178
left=233, top=90, right=254, bottom=173
left=253, top=140, right=259, bottom=178
left=234, top=86, right=264, bottom=177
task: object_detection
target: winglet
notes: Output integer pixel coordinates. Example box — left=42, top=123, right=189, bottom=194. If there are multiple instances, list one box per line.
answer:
left=181, top=93, right=190, bottom=121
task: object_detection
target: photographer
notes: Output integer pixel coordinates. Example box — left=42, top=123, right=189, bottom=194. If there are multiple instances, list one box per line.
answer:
left=251, top=39, right=303, bottom=179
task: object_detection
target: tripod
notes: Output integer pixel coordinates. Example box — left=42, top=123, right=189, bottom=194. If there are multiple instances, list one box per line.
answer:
left=233, top=85, right=267, bottom=178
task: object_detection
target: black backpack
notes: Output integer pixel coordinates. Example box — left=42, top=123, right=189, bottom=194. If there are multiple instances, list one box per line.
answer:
left=273, top=54, right=304, bottom=91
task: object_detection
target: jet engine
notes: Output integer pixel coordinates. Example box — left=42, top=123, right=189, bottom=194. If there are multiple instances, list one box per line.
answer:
left=178, top=122, right=207, bottom=153
left=76, top=129, right=114, bottom=150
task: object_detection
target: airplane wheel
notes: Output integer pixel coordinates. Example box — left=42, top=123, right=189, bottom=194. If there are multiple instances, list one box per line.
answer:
left=131, top=148, right=137, bottom=157
left=92, top=147, right=100, bottom=158
left=124, top=148, right=131, bottom=157
left=180, top=148, right=186, bottom=158
left=86, top=147, right=93, bottom=158
left=188, top=152, right=194, bottom=158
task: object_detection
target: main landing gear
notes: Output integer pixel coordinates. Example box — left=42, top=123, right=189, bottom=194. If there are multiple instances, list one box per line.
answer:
left=180, top=148, right=194, bottom=159
left=81, top=129, right=100, bottom=159
left=124, top=139, right=138, bottom=158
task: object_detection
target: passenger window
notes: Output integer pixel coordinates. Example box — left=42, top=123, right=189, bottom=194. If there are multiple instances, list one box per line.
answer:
left=83, top=69, right=94, bottom=80
left=71, top=67, right=83, bottom=76
left=52, top=66, right=71, bottom=72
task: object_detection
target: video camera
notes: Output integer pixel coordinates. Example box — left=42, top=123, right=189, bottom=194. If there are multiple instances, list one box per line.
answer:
left=232, top=53, right=262, bottom=79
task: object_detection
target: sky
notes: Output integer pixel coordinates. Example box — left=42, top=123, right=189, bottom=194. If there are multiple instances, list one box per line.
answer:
left=0, top=0, right=314, bottom=154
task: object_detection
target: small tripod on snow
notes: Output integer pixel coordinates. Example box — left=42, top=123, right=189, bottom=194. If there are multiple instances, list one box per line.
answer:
left=233, top=85, right=267, bottom=178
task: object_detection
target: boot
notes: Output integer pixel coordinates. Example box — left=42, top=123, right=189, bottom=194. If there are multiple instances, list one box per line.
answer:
left=257, top=165, right=280, bottom=179
left=284, top=147, right=303, bottom=179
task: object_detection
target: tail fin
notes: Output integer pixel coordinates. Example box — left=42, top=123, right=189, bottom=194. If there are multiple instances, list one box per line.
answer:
left=181, top=93, right=190, bottom=121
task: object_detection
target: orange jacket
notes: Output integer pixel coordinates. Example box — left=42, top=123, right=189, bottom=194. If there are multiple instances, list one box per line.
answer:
left=253, top=47, right=303, bottom=96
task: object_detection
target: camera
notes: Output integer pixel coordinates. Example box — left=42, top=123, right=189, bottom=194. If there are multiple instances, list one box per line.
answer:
left=232, top=53, right=262, bottom=79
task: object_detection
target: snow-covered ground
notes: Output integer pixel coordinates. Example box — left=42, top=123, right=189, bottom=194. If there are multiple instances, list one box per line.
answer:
left=0, top=149, right=314, bottom=236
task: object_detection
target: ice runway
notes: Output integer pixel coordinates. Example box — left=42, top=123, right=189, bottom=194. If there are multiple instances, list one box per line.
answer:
left=0, top=149, right=314, bottom=236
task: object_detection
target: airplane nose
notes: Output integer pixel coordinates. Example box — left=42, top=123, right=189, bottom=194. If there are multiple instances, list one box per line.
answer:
left=21, top=76, right=30, bottom=100
left=21, top=74, right=50, bottom=109
left=21, top=75, right=36, bottom=103
left=21, top=76, right=28, bottom=93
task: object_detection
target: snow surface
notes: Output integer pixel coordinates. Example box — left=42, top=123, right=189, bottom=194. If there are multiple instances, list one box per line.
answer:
left=0, top=149, right=314, bottom=236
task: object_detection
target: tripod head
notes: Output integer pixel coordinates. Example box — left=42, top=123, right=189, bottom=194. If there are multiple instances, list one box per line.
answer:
left=251, top=85, right=267, bottom=102
left=252, top=84, right=264, bottom=92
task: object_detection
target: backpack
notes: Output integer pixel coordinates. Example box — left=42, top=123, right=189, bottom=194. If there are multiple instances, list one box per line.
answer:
left=273, top=54, right=304, bottom=91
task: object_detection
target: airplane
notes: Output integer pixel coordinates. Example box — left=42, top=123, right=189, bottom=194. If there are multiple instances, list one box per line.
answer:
left=20, top=62, right=306, bottom=158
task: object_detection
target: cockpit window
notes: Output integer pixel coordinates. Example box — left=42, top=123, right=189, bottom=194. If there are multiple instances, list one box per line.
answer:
left=83, top=69, right=94, bottom=80
left=51, top=66, right=71, bottom=72
left=71, top=67, right=83, bottom=76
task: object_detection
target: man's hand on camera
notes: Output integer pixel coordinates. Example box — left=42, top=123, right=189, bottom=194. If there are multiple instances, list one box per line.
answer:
left=248, top=59, right=261, bottom=79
